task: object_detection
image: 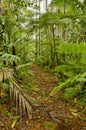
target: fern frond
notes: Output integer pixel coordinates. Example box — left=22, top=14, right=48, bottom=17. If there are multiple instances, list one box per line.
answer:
left=49, top=78, right=72, bottom=96
left=16, top=63, right=32, bottom=70
left=50, top=72, right=86, bottom=97
left=1, top=53, right=21, bottom=66
left=64, top=85, right=82, bottom=100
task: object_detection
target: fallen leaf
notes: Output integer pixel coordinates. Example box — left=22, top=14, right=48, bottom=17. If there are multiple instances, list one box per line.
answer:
left=11, top=119, right=17, bottom=128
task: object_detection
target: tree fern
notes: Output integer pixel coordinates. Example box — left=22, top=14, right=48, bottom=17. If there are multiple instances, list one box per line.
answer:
left=1, top=53, right=21, bottom=66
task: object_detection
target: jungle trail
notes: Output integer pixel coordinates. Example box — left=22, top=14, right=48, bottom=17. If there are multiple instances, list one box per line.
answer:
left=0, top=0, right=86, bottom=129
left=0, top=65, right=86, bottom=130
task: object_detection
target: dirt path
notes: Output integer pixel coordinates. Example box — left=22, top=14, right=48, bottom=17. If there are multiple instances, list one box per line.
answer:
left=28, top=64, right=86, bottom=130
left=0, top=64, right=86, bottom=130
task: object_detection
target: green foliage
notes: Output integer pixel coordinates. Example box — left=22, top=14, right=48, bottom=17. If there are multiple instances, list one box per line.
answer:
left=16, top=63, right=40, bottom=93
left=0, top=82, right=9, bottom=91
left=16, top=63, right=34, bottom=81
left=29, top=84, right=39, bottom=92
left=16, top=63, right=32, bottom=70
left=50, top=78, right=72, bottom=96
left=57, top=42, right=86, bottom=54
left=78, top=90, right=86, bottom=106
left=0, top=82, right=10, bottom=102
left=43, top=121, right=56, bottom=130
left=0, top=0, right=86, bottom=108
left=1, top=53, right=21, bottom=66
left=50, top=65, right=86, bottom=102
left=64, top=85, right=82, bottom=100
left=50, top=42, right=86, bottom=105
left=23, top=84, right=39, bottom=93
left=16, top=70, right=33, bottom=81
left=39, top=12, right=61, bottom=27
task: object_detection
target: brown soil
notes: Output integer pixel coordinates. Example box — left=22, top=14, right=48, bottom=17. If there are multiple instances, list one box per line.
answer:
left=0, top=64, right=86, bottom=130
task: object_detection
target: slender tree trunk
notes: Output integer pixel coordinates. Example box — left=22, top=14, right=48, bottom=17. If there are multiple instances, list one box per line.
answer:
left=35, top=0, right=38, bottom=62
left=38, top=0, right=41, bottom=56
left=57, top=7, right=60, bottom=38
left=63, top=0, right=66, bottom=14
left=19, top=30, right=22, bottom=57
left=62, top=0, right=66, bottom=40
left=12, top=44, right=16, bottom=68
left=51, top=26, right=57, bottom=67
left=62, top=0, right=66, bottom=61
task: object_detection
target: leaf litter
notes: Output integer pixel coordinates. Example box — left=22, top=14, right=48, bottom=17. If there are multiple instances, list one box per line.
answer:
left=0, top=64, right=86, bottom=130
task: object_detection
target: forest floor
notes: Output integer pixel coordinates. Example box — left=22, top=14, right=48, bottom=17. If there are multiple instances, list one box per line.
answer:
left=0, top=64, right=86, bottom=130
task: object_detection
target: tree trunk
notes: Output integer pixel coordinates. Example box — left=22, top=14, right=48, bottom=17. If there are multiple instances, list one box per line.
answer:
left=38, top=0, right=41, bottom=56
left=12, top=44, right=16, bottom=68
left=35, top=0, right=38, bottom=62
left=63, top=0, right=66, bottom=40
left=51, top=26, right=56, bottom=67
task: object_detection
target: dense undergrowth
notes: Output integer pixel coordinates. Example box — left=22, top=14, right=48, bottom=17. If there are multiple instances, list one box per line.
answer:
left=0, top=0, right=86, bottom=109
left=49, top=42, right=86, bottom=106
left=1, top=42, right=86, bottom=107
